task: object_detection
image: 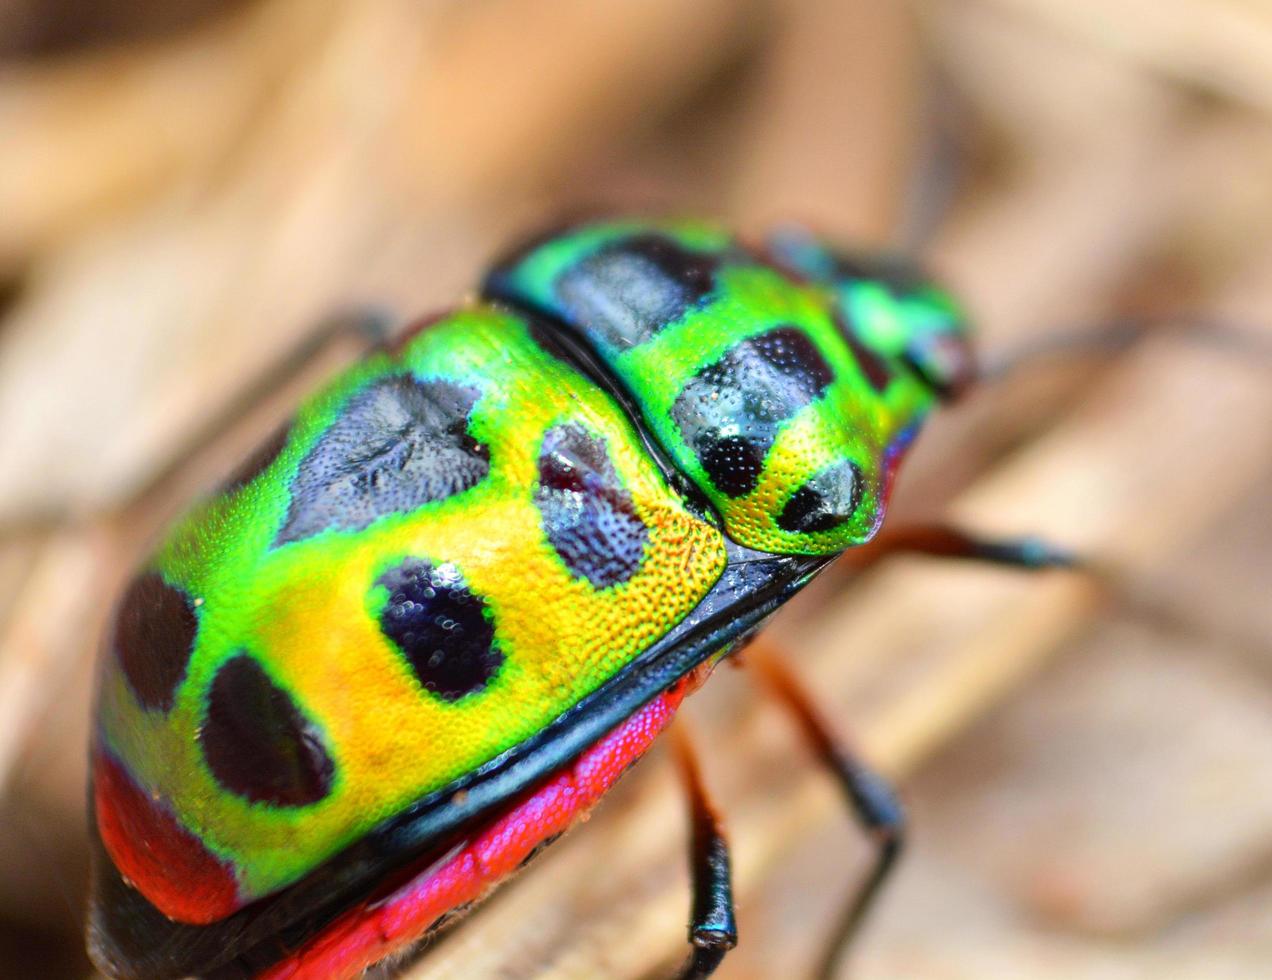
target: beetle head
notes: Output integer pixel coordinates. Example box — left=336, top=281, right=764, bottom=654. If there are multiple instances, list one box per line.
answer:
left=765, top=224, right=975, bottom=399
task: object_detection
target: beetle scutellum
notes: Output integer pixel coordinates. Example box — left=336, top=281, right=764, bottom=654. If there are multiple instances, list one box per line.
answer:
left=89, top=217, right=1067, bottom=980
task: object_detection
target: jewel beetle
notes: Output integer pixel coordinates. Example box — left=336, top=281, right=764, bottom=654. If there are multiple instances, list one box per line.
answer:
left=88, top=216, right=1021, bottom=979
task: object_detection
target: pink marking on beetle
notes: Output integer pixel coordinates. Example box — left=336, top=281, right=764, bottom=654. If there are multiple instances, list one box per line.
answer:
left=263, top=669, right=707, bottom=980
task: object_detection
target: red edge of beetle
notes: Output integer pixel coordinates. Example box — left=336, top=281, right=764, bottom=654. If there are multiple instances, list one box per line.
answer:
left=93, top=749, right=242, bottom=924
left=262, top=668, right=708, bottom=980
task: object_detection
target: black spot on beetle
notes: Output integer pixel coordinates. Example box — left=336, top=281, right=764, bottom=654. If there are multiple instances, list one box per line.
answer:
left=672, top=326, right=835, bottom=498
left=276, top=376, right=489, bottom=545
left=554, top=234, right=719, bottom=350
left=535, top=423, right=649, bottom=588
left=696, top=436, right=768, bottom=498
left=777, top=459, right=864, bottom=534
left=113, top=572, right=198, bottom=713
left=376, top=559, right=503, bottom=702
left=200, top=655, right=333, bottom=807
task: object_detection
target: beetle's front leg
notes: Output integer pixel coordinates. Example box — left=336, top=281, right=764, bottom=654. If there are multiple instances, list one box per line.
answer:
left=670, top=723, right=738, bottom=980
left=745, top=641, right=906, bottom=980
left=849, top=522, right=1080, bottom=572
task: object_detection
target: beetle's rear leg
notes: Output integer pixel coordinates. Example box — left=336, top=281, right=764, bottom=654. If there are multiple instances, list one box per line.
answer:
left=670, top=723, right=738, bottom=980
left=745, top=641, right=905, bottom=980
left=0, top=309, right=391, bottom=540
left=209, top=308, right=392, bottom=444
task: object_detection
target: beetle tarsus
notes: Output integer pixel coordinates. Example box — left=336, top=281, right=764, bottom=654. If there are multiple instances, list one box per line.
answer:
left=815, top=811, right=904, bottom=980
left=677, top=935, right=735, bottom=980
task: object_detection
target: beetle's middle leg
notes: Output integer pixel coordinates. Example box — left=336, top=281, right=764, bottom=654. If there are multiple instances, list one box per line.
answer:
left=744, top=640, right=905, bottom=980
left=670, top=722, right=738, bottom=980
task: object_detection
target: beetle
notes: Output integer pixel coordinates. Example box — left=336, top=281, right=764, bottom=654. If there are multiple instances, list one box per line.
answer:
left=87, top=217, right=1067, bottom=979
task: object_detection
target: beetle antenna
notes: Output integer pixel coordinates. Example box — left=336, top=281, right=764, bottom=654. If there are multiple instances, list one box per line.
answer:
left=980, top=314, right=1272, bottom=382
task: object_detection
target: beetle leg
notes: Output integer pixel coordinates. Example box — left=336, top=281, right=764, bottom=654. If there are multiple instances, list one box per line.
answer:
left=0, top=310, right=395, bottom=542
left=123, top=308, right=393, bottom=512
left=670, top=723, right=738, bottom=980
left=745, top=641, right=904, bottom=980
left=855, top=527, right=1225, bottom=640
left=199, top=308, right=392, bottom=451
left=849, top=523, right=1079, bottom=572
left=979, top=314, right=1272, bottom=383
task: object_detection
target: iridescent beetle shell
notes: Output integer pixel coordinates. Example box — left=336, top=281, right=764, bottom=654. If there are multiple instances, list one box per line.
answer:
left=88, top=218, right=969, bottom=978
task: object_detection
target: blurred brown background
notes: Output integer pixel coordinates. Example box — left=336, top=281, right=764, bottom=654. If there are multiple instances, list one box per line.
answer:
left=2, top=1, right=1271, bottom=978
